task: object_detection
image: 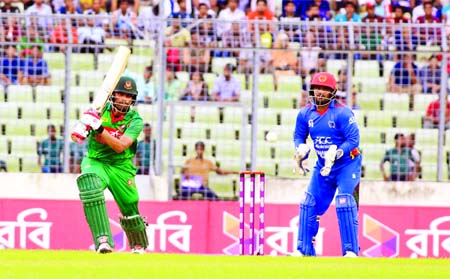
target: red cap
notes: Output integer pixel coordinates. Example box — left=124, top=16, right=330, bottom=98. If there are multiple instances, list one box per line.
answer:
left=366, top=2, right=375, bottom=9
left=310, top=72, right=337, bottom=91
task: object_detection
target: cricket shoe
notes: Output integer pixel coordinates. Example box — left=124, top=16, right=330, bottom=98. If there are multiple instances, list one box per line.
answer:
left=344, top=251, right=357, bottom=258
left=97, top=242, right=112, bottom=254
left=287, top=250, right=305, bottom=257
left=131, top=246, right=145, bottom=254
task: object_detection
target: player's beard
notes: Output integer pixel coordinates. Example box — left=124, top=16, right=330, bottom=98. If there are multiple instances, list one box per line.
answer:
left=111, top=98, right=132, bottom=113
left=315, top=95, right=332, bottom=106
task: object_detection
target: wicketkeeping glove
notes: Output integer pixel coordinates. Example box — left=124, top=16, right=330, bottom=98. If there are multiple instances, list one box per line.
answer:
left=294, top=144, right=311, bottom=175
left=320, top=145, right=344, bottom=176
left=80, top=110, right=104, bottom=133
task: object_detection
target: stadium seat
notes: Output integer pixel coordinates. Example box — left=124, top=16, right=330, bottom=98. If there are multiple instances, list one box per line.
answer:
left=383, top=93, right=410, bottom=111
left=416, top=146, right=438, bottom=164
left=0, top=86, right=4, bottom=102
left=365, top=111, right=393, bottom=128
left=354, top=60, right=380, bottom=78
left=211, top=57, right=237, bottom=75
left=47, top=103, right=65, bottom=119
left=1, top=119, right=30, bottom=136
left=0, top=103, right=19, bottom=120
left=361, top=143, right=386, bottom=165
left=353, top=77, right=386, bottom=95
left=97, top=54, right=116, bottom=72
left=20, top=103, right=48, bottom=120
left=356, top=93, right=381, bottom=111
left=193, top=106, right=221, bottom=123
left=234, top=73, right=247, bottom=91
left=128, top=54, right=151, bottom=74
left=359, top=128, right=384, bottom=144
left=326, top=59, right=346, bottom=76
left=0, top=136, right=9, bottom=155
left=259, top=108, right=280, bottom=126
left=415, top=128, right=438, bottom=146
left=135, top=104, right=156, bottom=122
left=75, top=70, right=105, bottom=87
left=35, top=85, right=63, bottom=103
left=44, top=52, right=65, bottom=70
left=10, top=136, right=38, bottom=155
left=383, top=60, right=396, bottom=82
left=414, top=94, right=436, bottom=112
left=132, top=39, right=155, bottom=57
left=70, top=53, right=95, bottom=71
left=7, top=85, right=33, bottom=103
left=5, top=156, right=19, bottom=172
left=203, top=73, right=217, bottom=91
left=276, top=75, right=302, bottom=94
left=49, top=69, right=67, bottom=86
left=70, top=86, right=93, bottom=104
left=392, top=111, right=423, bottom=129
left=257, top=74, right=275, bottom=92
left=280, top=109, right=298, bottom=127
left=222, top=106, right=246, bottom=124
left=21, top=155, right=40, bottom=172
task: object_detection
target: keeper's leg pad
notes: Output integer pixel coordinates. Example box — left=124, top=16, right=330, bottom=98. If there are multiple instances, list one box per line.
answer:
left=77, top=173, right=114, bottom=249
left=119, top=215, right=149, bottom=249
left=297, top=192, right=319, bottom=256
left=335, top=193, right=359, bottom=256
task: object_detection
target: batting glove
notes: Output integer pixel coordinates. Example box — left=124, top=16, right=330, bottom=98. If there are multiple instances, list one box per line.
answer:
left=71, top=121, right=90, bottom=143
left=80, top=110, right=104, bottom=133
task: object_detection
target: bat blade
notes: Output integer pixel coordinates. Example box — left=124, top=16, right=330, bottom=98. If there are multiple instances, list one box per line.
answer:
left=91, top=45, right=131, bottom=113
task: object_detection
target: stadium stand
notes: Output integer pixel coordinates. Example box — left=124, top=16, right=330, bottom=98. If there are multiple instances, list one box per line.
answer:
left=0, top=2, right=448, bottom=196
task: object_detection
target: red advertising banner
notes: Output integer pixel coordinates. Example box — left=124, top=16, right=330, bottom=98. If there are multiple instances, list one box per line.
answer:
left=0, top=199, right=449, bottom=258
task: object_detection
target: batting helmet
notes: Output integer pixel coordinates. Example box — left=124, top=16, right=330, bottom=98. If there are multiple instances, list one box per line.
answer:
left=114, top=76, right=138, bottom=96
left=110, top=76, right=138, bottom=113
left=310, top=72, right=337, bottom=91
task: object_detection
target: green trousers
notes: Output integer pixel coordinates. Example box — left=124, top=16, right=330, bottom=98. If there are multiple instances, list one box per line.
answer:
left=81, top=157, right=140, bottom=216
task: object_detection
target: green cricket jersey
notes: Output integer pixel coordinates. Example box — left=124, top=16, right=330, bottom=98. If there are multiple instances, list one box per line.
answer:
left=38, top=138, right=64, bottom=167
left=381, top=147, right=414, bottom=175
left=87, top=104, right=143, bottom=161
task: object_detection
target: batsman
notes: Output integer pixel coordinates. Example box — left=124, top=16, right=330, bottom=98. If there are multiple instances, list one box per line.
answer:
left=293, top=71, right=361, bottom=257
left=71, top=76, right=149, bottom=254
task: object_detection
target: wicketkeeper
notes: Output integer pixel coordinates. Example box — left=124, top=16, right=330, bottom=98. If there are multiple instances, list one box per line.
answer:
left=71, top=76, right=149, bottom=254
left=293, top=71, right=362, bottom=257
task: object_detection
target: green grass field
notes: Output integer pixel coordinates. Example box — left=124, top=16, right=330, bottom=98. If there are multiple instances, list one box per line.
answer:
left=0, top=250, right=448, bottom=279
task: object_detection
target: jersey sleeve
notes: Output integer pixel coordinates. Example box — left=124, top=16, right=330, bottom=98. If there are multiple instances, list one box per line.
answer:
left=293, top=109, right=309, bottom=148
left=381, top=150, right=390, bottom=163
left=337, top=108, right=360, bottom=155
left=124, top=113, right=144, bottom=142
left=208, top=159, right=217, bottom=171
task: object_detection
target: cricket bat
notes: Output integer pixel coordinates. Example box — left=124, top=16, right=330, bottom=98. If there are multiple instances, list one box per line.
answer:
left=91, top=45, right=131, bottom=113
left=71, top=46, right=131, bottom=143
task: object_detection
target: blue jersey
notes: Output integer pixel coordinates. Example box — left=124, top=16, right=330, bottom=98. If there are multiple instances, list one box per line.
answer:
left=294, top=100, right=361, bottom=168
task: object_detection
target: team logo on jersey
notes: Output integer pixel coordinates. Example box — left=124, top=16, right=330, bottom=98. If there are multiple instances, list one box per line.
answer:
left=349, top=116, right=356, bottom=125
left=350, top=148, right=360, bottom=159
left=124, top=80, right=133, bottom=90
left=328, top=120, right=335, bottom=128
left=127, top=179, right=134, bottom=186
left=308, top=119, right=314, bottom=127
left=315, top=136, right=332, bottom=145
left=318, top=74, right=327, bottom=82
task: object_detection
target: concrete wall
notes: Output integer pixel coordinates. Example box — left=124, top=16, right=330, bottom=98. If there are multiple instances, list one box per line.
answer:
left=0, top=173, right=449, bottom=206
